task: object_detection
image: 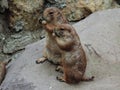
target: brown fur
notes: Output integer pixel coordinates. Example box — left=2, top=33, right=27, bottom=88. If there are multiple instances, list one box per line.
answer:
left=0, top=59, right=11, bottom=84
left=0, top=62, right=6, bottom=84
left=53, top=24, right=94, bottom=84
left=36, top=7, right=68, bottom=64
left=36, top=7, right=94, bottom=84
left=42, top=7, right=68, bottom=25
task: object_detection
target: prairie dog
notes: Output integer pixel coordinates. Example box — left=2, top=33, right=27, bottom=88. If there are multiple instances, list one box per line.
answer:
left=36, top=7, right=94, bottom=84
left=42, top=7, right=68, bottom=25
left=53, top=24, right=94, bottom=84
left=0, top=59, right=11, bottom=84
left=36, top=7, right=68, bottom=64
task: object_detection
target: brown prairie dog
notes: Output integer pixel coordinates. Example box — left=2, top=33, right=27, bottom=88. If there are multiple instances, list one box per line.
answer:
left=36, top=7, right=68, bottom=64
left=53, top=24, right=94, bottom=84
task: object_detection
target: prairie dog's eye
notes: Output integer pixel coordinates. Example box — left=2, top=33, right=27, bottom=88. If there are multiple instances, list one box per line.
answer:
left=60, top=28, right=64, bottom=31
left=49, top=11, right=54, bottom=15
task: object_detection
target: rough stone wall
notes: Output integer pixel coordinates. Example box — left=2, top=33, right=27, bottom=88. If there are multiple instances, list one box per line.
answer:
left=8, top=0, right=120, bottom=31
left=0, top=0, right=8, bottom=13
left=8, top=0, right=44, bottom=32
left=46, top=0, right=119, bottom=21
left=0, top=0, right=119, bottom=62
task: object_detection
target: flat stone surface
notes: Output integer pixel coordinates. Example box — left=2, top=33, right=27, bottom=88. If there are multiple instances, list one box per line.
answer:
left=0, top=8, right=120, bottom=90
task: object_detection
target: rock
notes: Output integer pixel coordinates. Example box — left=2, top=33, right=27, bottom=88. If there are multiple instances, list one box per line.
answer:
left=0, top=23, right=5, bottom=44
left=3, top=30, right=44, bottom=54
left=0, top=14, right=9, bottom=33
left=0, top=23, right=8, bottom=61
left=0, top=14, right=44, bottom=61
left=0, top=11, right=45, bottom=61
left=0, top=23, right=5, bottom=47
left=46, top=0, right=119, bottom=21
left=8, top=0, right=120, bottom=31
left=0, top=8, right=120, bottom=90
left=115, top=0, right=120, bottom=5
left=0, top=23, right=4, bottom=32
left=79, top=0, right=119, bottom=12
left=0, top=15, right=11, bottom=62
left=8, top=0, right=44, bottom=31
left=61, top=0, right=92, bottom=21
left=0, top=0, right=8, bottom=13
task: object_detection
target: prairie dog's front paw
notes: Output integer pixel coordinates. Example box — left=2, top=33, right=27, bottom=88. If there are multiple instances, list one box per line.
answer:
left=36, top=57, right=47, bottom=64
left=53, top=30, right=62, bottom=37
left=42, top=20, right=47, bottom=25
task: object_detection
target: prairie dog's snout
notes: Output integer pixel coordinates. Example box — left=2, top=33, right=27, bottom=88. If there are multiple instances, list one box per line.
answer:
left=38, top=16, right=47, bottom=25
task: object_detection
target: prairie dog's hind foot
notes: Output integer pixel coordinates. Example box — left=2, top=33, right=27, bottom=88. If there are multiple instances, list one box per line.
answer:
left=36, top=57, right=47, bottom=64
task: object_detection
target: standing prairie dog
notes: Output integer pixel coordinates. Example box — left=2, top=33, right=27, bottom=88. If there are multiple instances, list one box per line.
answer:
left=53, top=24, right=94, bottom=84
left=36, top=7, right=68, bottom=64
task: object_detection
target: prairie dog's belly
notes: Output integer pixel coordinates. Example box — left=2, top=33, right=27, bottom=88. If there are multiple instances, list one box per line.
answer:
left=45, top=35, right=62, bottom=64
left=64, top=49, right=86, bottom=69
left=46, top=47, right=62, bottom=64
left=64, top=51, right=81, bottom=64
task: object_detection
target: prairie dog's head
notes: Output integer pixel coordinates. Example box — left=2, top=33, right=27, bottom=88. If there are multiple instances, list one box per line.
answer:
left=53, top=24, right=75, bottom=51
left=43, top=7, right=68, bottom=24
left=53, top=24, right=72, bottom=38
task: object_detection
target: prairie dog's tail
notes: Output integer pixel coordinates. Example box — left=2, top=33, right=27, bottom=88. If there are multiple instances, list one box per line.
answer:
left=81, top=76, right=95, bottom=81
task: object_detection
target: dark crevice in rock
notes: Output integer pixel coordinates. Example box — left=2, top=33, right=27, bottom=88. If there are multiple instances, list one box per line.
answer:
left=44, top=0, right=67, bottom=9
left=115, top=0, right=120, bottom=5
